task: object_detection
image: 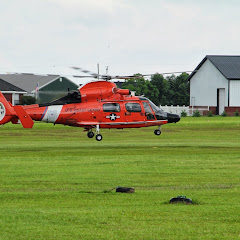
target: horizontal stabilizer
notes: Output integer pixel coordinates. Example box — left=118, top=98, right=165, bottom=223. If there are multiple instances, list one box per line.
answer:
left=14, top=106, right=34, bottom=128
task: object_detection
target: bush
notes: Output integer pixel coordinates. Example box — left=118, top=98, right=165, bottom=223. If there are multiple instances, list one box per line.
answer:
left=234, top=110, right=239, bottom=116
left=207, top=110, right=213, bottom=117
left=181, top=110, right=187, bottom=117
left=193, top=110, right=201, bottom=117
left=20, top=96, right=36, bottom=105
left=221, top=111, right=228, bottom=117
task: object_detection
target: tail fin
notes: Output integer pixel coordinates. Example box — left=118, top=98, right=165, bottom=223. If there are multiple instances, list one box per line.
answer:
left=0, top=92, right=34, bottom=128
left=13, top=105, right=34, bottom=128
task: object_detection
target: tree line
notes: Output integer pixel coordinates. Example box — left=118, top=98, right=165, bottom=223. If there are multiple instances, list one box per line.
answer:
left=120, top=72, right=190, bottom=106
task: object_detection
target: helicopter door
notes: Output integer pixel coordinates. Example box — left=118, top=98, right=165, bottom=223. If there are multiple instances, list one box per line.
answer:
left=142, top=102, right=156, bottom=120
left=124, top=102, right=144, bottom=123
left=102, top=103, right=122, bottom=122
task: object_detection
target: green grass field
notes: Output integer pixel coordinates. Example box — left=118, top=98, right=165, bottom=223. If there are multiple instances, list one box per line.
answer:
left=0, top=117, right=239, bottom=240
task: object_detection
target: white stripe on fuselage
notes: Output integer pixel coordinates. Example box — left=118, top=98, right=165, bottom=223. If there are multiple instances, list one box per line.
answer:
left=42, top=105, right=63, bottom=123
left=76, top=120, right=167, bottom=126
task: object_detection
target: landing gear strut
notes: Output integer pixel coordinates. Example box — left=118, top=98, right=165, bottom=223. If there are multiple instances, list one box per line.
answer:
left=95, top=125, right=103, bottom=141
left=154, top=126, right=161, bottom=136
left=87, top=125, right=103, bottom=141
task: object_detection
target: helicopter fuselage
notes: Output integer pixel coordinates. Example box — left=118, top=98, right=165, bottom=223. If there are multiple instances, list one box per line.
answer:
left=0, top=80, right=180, bottom=141
left=23, top=97, right=172, bottom=129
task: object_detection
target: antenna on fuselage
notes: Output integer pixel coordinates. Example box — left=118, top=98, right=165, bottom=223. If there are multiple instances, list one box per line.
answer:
left=97, top=63, right=100, bottom=80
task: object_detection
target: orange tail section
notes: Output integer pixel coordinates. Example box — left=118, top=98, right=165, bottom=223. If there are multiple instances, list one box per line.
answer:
left=13, top=106, right=34, bottom=128
left=0, top=92, right=15, bottom=125
left=0, top=92, right=34, bottom=128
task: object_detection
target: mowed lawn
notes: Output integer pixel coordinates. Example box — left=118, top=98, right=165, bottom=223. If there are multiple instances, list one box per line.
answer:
left=0, top=117, right=239, bottom=240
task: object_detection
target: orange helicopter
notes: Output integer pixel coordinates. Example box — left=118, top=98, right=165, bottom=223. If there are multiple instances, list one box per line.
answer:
left=0, top=68, right=180, bottom=141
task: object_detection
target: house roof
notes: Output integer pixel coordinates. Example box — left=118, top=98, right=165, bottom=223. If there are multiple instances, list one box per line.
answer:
left=0, top=74, right=78, bottom=93
left=0, top=78, right=26, bottom=92
left=188, top=55, right=240, bottom=81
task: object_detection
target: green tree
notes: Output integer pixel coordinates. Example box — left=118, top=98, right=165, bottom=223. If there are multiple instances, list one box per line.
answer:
left=165, top=74, right=176, bottom=105
left=20, top=96, right=36, bottom=105
left=150, top=73, right=169, bottom=105
left=122, top=75, right=159, bottom=104
left=122, top=72, right=190, bottom=106
left=173, top=72, right=190, bottom=105
left=163, top=73, right=189, bottom=105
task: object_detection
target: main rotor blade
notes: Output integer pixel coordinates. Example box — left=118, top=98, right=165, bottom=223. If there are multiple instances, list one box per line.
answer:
left=141, top=70, right=196, bottom=76
left=71, top=67, right=142, bottom=80
left=110, top=75, right=143, bottom=79
left=71, top=66, right=99, bottom=78
left=71, top=66, right=196, bottom=80
left=72, top=75, right=97, bottom=78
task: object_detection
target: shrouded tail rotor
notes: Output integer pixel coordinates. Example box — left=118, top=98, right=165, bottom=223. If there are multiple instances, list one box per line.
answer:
left=0, top=92, right=34, bottom=128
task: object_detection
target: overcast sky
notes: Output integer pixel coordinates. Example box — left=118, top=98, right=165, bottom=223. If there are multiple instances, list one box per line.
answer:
left=1, top=0, right=240, bottom=83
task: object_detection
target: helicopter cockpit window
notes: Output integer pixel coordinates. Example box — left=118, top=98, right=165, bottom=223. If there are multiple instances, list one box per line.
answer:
left=142, top=102, right=152, bottom=114
left=103, top=103, right=121, bottom=112
left=139, top=97, right=164, bottom=113
left=125, top=103, right=142, bottom=112
left=148, top=99, right=163, bottom=113
left=142, top=102, right=156, bottom=120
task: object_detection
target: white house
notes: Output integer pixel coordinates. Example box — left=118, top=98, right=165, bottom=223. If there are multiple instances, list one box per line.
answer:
left=188, top=55, right=240, bottom=115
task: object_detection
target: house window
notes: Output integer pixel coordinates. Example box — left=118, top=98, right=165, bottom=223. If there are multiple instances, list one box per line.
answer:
left=103, top=103, right=121, bottom=112
left=13, top=94, right=20, bottom=105
left=125, top=103, right=142, bottom=112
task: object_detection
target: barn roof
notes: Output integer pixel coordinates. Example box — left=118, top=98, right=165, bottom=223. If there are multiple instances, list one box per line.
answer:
left=188, top=55, right=240, bottom=80
left=0, top=74, right=78, bottom=93
left=0, top=74, right=60, bottom=93
left=0, top=78, right=26, bottom=92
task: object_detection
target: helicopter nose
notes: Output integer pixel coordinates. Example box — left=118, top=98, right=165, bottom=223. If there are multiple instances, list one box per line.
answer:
left=167, top=113, right=181, bottom=123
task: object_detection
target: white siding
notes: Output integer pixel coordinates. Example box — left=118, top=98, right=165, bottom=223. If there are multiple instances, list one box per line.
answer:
left=230, top=80, right=240, bottom=106
left=190, top=59, right=228, bottom=106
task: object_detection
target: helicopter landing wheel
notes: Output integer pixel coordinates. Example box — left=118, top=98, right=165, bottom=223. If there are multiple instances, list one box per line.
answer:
left=87, top=131, right=94, bottom=138
left=96, top=134, right=103, bottom=141
left=154, top=129, right=161, bottom=136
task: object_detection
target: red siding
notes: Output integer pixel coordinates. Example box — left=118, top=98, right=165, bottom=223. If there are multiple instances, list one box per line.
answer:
left=189, top=106, right=216, bottom=116
left=3, top=93, right=12, bottom=103
left=2, top=93, right=24, bottom=105
left=225, top=107, right=240, bottom=116
left=19, top=94, right=23, bottom=104
left=209, top=107, right=217, bottom=115
left=190, top=105, right=240, bottom=116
